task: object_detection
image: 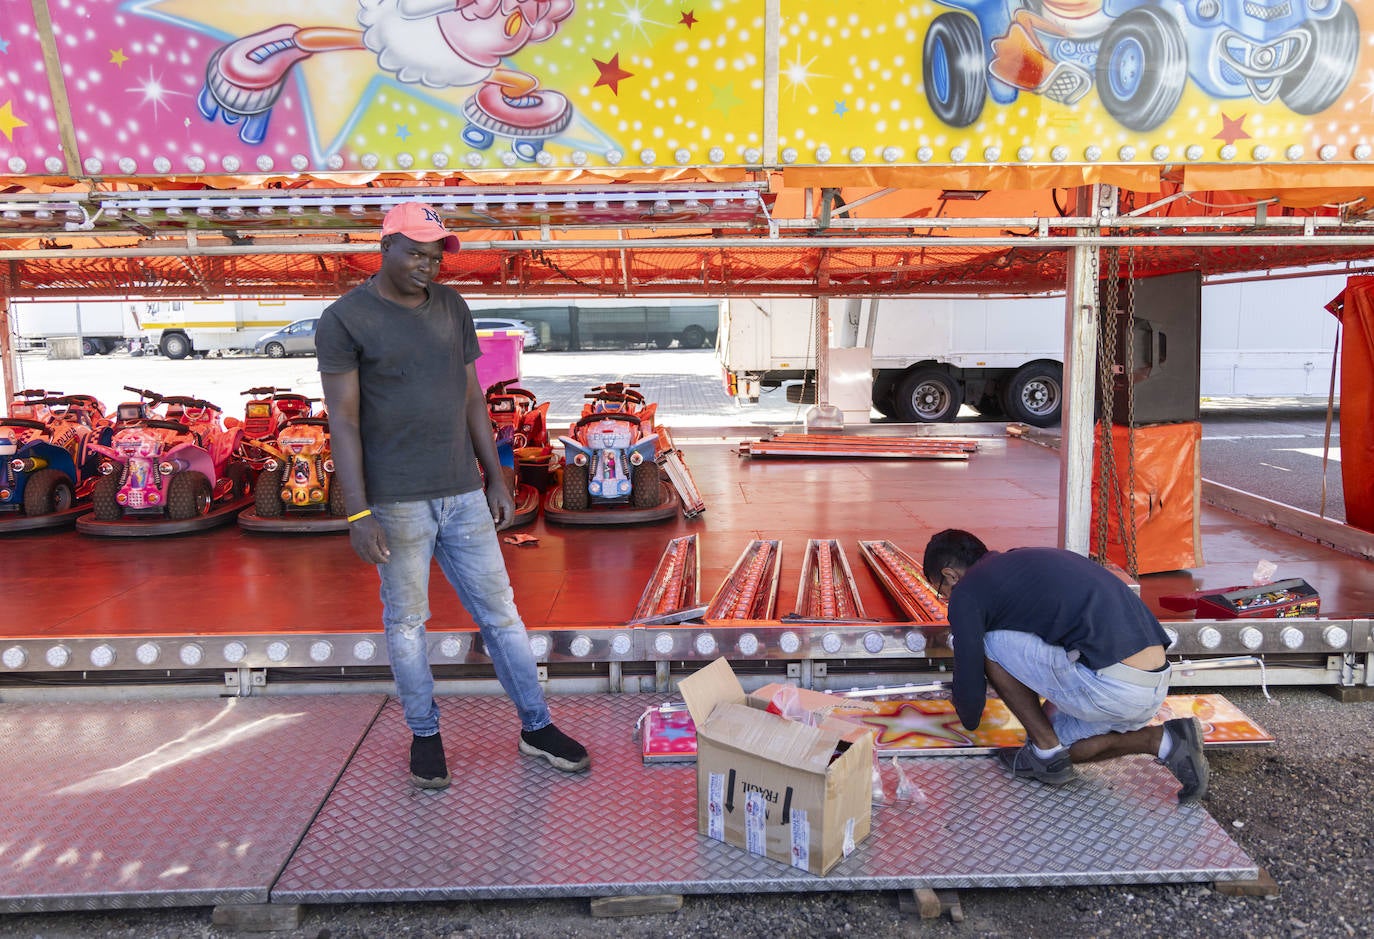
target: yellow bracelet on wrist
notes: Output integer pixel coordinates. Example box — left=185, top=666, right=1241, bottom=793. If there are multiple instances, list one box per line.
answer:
left=347, top=509, right=372, bottom=523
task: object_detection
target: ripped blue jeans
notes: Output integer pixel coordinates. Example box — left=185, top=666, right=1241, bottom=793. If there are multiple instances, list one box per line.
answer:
left=371, top=491, right=551, bottom=737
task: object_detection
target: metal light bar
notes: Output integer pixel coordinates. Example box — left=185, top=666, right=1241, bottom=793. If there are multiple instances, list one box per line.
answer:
left=628, top=534, right=701, bottom=624
left=858, top=540, right=948, bottom=624
left=794, top=539, right=868, bottom=620
left=703, top=539, right=783, bottom=623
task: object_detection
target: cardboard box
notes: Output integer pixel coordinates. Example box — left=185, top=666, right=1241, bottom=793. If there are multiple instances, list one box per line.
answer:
left=679, top=658, right=874, bottom=875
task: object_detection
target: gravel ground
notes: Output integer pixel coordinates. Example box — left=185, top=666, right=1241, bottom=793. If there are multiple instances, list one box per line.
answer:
left=1, top=687, right=1370, bottom=939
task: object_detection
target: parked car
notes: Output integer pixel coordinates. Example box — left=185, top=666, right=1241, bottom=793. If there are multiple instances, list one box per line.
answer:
left=473, top=317, right=541, bottom=351
left=253, top=318, right=319, bottom=358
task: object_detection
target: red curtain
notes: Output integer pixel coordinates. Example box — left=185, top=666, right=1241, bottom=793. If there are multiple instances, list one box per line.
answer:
left=1325, top=278, right=1374, bottom=533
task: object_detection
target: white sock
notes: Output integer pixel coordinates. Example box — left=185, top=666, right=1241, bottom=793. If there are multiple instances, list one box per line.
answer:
left=1031, top=742, right=1065, bottom=759
left=1158, top=731, right=1175, bottom=760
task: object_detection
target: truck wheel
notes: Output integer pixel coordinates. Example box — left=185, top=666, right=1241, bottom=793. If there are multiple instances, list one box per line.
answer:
left=894, top=368, right=962, bottom=422
left=1002, top=362, right=1063, bottom=426
left=160, top=332, right=192, bottom=360
left=1279, top=3, right=1358, bottom=115
left=23, top=468, right=74, bottom=516
left=167, top=471, right=212, bottom=520
left=80, top=338, right=103, bottom=356
left=92, top=474, right=123, bottom=521
left=632, top=461, right=661, bottom=508
left=680, top=325, right=708, bottom=349
left=254, top=466, right=286, bottom=518
left=264, top=341, right=286, bottom=359
left=561, top=462, right=590, bottom=511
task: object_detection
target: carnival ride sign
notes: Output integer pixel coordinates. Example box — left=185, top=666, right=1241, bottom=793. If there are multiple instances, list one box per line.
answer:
left=1, top=0, right=1373, bottom=178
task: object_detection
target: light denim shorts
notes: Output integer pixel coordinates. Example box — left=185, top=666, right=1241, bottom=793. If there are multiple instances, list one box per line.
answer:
left=983, top=629, right=1170, bottom=746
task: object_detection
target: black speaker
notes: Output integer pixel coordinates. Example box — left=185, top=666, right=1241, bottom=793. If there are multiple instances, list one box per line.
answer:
left=1102, top=270, right=1202, bottom=425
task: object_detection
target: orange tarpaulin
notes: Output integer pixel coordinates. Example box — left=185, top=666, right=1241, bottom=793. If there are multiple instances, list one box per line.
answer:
left=1091, top=422, right=1204, bottom=576
left=1325, top=278, right=1374, bottom=533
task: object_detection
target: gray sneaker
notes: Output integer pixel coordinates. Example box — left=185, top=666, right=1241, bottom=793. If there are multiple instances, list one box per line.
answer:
left=1161, top=717, right=1210, bottom=805
left=996, top=744, right=1076, bottom=784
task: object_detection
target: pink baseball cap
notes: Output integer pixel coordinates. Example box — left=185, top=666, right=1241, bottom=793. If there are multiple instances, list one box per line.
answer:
left=381, top=201, right=461, bottom=252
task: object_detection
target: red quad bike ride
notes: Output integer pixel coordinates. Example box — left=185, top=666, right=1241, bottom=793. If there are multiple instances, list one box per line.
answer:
left=0, top=390, right=112, bottom=531
left=484, top=380, right=550, bottom=526
left=238, top=410, right=350, bottom=534
left=77, top=386, right=253, bottom=536
left=545, top=381, right=679, bottom=526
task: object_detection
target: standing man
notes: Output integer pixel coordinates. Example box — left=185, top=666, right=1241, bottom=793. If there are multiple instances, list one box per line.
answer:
left=317, top=201, right=589, bottom=789
left=922, top=529, right=1208, bottom=804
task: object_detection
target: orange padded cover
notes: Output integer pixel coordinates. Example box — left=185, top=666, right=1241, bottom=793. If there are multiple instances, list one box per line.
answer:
left=1091, top=421, right=1203, bottom=575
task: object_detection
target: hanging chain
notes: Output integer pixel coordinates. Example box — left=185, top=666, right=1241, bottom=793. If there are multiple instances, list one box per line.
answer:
left=1093, top=248, right=1118, bottom=565
left=1122, top=247, right=1140, bottom=578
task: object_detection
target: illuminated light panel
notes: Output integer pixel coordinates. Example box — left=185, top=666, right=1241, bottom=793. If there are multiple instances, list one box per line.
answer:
left=179, top=643, right=204, bottom=667
left=862, top=631, right=885, bottom=655
left=439, top=636, right=464, bottom=658
left=352, top=639, right=378, bottom=661
left=904, top=631, right=927, bottom=655
left=528, top=635, right=551, bottom=660
left=569, top=635, right=593, bottom=658
left=737, top=632, right=760, bottom=656
left=1323, top=626, right=1349, bottom=648
left=778, top=631, right=801, bottom=655
left=309, top=640, right=333, bottom=663
left=653, top=632, right=675, bottom=655
left=1279, top=627, right=1304, bottom=650
left=1197, top=627, right=1223, bottom=650
left=1162, top=627, right=1180, bottom=650
left=89, top=644, right=116, bottom=668
left=1239, top=627, right=1264, bottom=650
left=266, top=641, right=290, bottom=662
left=222, top=641, right=247, bottom=664
left=611, top=633, right=633, bottom=656
left=821, top=632, right=843, bottom=655
left=693, top=633, right=717, bottom=657
left=46, top=645, right=71, bottom=668
left=3, top=646, right=27, bottom=669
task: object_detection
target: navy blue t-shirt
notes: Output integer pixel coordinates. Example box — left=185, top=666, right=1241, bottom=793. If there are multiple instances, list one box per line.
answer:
left=315, top=278, right=482, bottom=503
left=946, top=547, right=1170, bottom=730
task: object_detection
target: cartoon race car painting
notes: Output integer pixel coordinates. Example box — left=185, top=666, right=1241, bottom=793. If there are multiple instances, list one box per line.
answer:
left=923, top=0, right=1358, bottom=131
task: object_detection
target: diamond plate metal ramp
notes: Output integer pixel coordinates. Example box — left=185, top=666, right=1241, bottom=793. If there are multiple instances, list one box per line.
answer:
left=274, top=695, right=1255, bottom=903
left=0, top=694, right=385, bottom=913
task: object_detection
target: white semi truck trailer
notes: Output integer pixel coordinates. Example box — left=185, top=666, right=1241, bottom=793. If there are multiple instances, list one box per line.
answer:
left=717, top=272, right=1347, bottom=425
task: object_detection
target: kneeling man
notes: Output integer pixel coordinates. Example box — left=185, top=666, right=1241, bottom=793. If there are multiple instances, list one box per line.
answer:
left=923, top=529, right=1208, bottom=803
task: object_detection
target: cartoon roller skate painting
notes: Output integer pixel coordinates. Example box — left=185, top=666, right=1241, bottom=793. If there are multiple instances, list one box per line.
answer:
left=923, top=0, right=1359, bottom=132
left=199, top=0, right=576, bottom=160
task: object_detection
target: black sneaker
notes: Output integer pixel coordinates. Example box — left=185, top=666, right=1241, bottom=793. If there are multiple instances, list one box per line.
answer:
left=410, top=732, right=451, bottom=789
left=996, top=743, right=1076, bottom=785
left=519, top=723, right=590, bottom=772
left=1161, top=717, right=1210, bottom=805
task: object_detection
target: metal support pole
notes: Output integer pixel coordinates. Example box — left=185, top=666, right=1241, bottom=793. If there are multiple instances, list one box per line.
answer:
left=0, top=294, right=16, bottom=403
left=815, top=297, right=830, bottom=406
left=655, top=660, right=671, bottom=693
left=608, top=661, right=623, bottom=694
left=1058, top=185, right=1105, bottom=555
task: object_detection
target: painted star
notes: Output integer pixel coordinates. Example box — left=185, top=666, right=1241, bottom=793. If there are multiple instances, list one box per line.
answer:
left=855, top=702, right=977, bottom=748
left=680, top=10, right=697, bottom=28
left=834, top=99, right=848, bottom=117
left=709, top=83, right=743, bottom=116
left=0, top=36, right=11, bottom=54
left=395, top=124, right=411, bottom=142
left=0, top=100, right=27, bottom=142
left=110, top=48, right=130, bottom=67
left=1214, top=112, right=1252, bottom=146
left=593, top=53, right=634, bottom=95
left=128, top=66, right=187, bottom=121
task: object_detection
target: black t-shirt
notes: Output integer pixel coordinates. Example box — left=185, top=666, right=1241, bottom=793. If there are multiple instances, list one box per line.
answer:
left=315, top=278, right=483, bottom=503
left=947, top=547, right=1170, bottom=730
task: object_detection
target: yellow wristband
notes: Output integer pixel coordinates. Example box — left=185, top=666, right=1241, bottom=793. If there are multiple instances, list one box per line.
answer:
left=346, top=509, right=372, bottom=523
